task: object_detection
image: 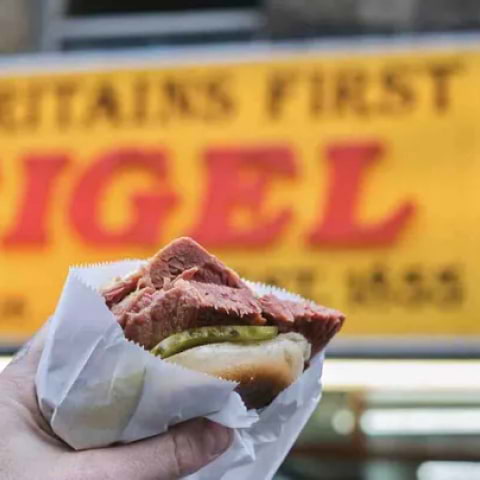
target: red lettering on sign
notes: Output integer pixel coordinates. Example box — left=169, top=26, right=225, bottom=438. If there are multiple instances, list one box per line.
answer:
left=69, top=148, right=177, bottom=246
left=3, top=154, right=70, bottom=246
left=308, top=141, right=416, bottom=247
left=191, top=145, right=296, bottom=247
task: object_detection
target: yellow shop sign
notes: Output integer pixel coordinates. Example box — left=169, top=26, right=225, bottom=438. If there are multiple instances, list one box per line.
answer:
left=0, top=43, right=476, bottom=346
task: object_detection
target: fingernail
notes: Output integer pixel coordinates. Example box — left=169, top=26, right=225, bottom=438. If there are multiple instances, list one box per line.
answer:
left=204, top=420, right=232, bottom=459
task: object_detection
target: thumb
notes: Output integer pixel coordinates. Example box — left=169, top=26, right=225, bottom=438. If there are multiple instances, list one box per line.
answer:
left=78, top=419, right=232, bottom=480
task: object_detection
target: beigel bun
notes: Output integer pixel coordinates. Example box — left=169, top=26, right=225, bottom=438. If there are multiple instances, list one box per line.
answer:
left=166, top=332, right=311, bottom=409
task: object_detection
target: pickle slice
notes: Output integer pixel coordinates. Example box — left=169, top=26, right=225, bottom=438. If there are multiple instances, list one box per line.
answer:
left=151, top=325, right=278, bottom=359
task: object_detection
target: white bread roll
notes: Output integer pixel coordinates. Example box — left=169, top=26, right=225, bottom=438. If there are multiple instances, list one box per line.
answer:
left=166, top=332, right=311, bottom=409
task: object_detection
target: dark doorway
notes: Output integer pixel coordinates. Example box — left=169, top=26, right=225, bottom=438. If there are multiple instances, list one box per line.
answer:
left=68, top=0, right=261, bottom=16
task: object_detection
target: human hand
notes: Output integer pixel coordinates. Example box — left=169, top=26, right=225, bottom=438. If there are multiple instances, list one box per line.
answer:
left=0, top=323, right=232, bottom=480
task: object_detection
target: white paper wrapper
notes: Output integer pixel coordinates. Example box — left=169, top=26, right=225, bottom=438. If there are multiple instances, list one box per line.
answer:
left=36, top=260, right=325, bottom=480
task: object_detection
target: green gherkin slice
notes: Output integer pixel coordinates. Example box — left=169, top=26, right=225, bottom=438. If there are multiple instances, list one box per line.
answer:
left=151, top=325, right=278, bottom=359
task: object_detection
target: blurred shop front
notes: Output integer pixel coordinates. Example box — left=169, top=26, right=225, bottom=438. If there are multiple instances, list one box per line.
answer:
left=1, top=1, right=480, bottom=479
left=284, top=359, right=480, bottom=479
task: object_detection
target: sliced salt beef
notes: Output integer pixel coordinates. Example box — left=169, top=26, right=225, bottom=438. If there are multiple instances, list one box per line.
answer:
left=102, top=270, right=144, bottom=307
left=258, top=294, right=345, bottom=356
left=111, top=287, right=156, bottom=328
left=295, top=314, right=344, bottom=357
left=102, top=237, right=246, bottom=309
left=123, top=280, right=265, bottom=349
left=103, top=237, right=246, bottom=309
left=102, top=237, right=344, bottom=357
left=145, top=237, right=247, bottom=290
left=161, top=266, right=201, bottom=288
